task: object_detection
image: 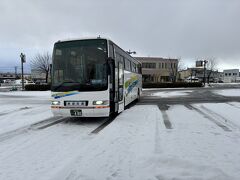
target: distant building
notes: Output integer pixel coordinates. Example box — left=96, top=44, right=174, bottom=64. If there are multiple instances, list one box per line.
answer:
left=223, top=69, right=240, bottom=83
left=178, top=68, right=221, bottom=83
left=218, top=72, right=224, bottom=82
left=0, top=72, right=17, bottom=81
left=135, top=57, right=178, bottom=83
left=31, top=69, right=46, bottom=83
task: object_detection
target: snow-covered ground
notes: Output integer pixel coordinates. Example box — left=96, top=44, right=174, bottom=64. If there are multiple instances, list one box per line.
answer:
left=150, top=90, right=193, bottom=97
left=0, top=90, right=240, bottom=180
left=214, top=89, right=240, bottom=97
left=51, top=103, right=240, bottom=180
left=0, top=91, right=52, bottom=134
left=0, top=90, right=51, bottom=97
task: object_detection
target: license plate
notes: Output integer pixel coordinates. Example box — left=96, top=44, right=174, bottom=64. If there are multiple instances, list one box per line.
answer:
left=70, top=110, right=82, bottom=116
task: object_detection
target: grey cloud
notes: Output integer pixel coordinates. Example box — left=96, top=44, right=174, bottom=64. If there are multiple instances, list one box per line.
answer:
left=1, top=0, right=240, bottom=69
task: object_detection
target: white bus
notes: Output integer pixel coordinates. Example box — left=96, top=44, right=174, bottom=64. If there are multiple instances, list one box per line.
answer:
left=51, top=38, right=142, bottom=117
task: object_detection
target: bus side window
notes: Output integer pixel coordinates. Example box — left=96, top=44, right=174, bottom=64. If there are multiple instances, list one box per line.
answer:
left=124, top=59, right=131, bottom=71
left=109, top=43, right=114, bottom=59
left=131, top=62, right=136, bottom=73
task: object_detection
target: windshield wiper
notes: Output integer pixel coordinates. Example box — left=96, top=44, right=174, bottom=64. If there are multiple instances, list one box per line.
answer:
left=53, top=81, right=80, bottom=91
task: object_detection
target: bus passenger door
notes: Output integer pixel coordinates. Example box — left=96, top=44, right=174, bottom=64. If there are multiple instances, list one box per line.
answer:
left=108, top=58, right=115, bottom=115
left=118, top=61, right=124, bottom=113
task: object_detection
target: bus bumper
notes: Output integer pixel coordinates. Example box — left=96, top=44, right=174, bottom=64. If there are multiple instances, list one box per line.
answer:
left=51, top=106, right=110, bottom=117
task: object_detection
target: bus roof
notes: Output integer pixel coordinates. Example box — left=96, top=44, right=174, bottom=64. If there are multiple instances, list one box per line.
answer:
left=55, top=37, right=141, bottom=65
left=55, top=37, right=110, bottom=43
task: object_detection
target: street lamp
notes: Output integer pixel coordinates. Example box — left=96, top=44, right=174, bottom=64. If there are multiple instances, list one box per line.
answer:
left=20, top=53, right=26, bottom=90
left=126, top=50, right=136, bottom=55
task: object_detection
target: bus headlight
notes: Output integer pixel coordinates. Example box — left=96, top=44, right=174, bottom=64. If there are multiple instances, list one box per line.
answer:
left=93, top=100, right=109, bottom=105
left=51, top=101, right=60, bottom=105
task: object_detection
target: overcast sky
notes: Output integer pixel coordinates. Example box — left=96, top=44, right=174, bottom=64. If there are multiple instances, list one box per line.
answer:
left=1, top=0, right=240, bottom=72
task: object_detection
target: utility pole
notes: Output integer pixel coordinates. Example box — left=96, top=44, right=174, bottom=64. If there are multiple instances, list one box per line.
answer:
left=203, top=60, right=208, bottom=86
left=20, top=53, right=26, bottom=90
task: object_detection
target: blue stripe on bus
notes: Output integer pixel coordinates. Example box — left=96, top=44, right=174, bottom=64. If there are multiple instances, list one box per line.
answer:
left=126, top=80, right=139, bottom=95
left=53, top=92, right=79, bottom=99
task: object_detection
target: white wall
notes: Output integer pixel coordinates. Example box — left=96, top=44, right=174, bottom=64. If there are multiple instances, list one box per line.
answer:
left=223, top=69, right=239, bottom=83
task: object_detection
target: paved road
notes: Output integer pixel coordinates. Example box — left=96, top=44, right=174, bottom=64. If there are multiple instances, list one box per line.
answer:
left=139, top=86, right=240, bottom=106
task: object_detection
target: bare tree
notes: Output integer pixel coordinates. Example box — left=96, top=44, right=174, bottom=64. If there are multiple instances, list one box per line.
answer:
left=167, top=58, right=180, bottom=83
left=176, top=58, right=187, bottom=82
left=31, top=52, right=51, bottom=83
left=206, top=58, right=218, bottom=84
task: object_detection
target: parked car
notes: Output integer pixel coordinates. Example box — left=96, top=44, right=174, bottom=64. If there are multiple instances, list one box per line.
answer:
left=185, top=76, right=199, bottom=82
left=14, top=79, right=35, bottom=85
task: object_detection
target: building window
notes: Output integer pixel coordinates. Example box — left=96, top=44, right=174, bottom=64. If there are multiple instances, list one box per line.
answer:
left=160, top=76, right=170, bottom=82
left=142, top=74, right=154, bottom=82
left=142, top=63, right=147, bottom=68
left=142, top=63, right=156, bottom=69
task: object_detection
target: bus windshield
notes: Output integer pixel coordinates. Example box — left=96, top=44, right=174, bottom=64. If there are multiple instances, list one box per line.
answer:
left=51, top=39, right=108, bottom=92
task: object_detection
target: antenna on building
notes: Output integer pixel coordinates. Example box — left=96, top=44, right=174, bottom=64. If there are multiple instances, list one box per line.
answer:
left=97, top=35, right=101, bottom=39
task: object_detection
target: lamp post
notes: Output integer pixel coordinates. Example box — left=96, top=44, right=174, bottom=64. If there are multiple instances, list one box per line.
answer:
left=203, top=60, right=208, bottom=86
left=20, top=53, right=26, bottom=90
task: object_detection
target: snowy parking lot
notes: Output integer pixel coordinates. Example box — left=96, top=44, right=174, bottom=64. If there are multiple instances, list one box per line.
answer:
left=0, top=87, right=240, bottom=180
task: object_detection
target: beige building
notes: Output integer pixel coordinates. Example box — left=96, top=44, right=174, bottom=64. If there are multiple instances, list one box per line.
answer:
left=136, top=57, right=178, bottom=83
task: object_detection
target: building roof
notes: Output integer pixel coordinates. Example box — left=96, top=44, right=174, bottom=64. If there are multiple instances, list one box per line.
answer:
left=135, top=57, right=178, bottom=62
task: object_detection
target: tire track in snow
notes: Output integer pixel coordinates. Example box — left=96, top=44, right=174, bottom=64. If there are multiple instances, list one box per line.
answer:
left=91, top=116, right=115, bottom=134
left=155, top=108, right=162, bottom=154
left=0, top=106, right=32, bottom=117
left=158, top=105, right=173, bottom=129
left=187, top=104, right=231, bottom=132
left=184, top=104, right=194, bottom=110
left=226, top=102, right=240, bottom=109
left=200, top=105, right=240, bottom=130
left=0, top=116, right=67, bottom=142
